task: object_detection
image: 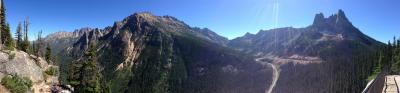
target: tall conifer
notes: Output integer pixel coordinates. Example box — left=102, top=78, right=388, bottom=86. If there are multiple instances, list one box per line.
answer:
left=15, top=22, right=22, bottom=49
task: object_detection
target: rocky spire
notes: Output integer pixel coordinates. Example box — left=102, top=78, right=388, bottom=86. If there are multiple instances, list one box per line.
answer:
left=312, top=9, right=352, bottom=27
left=335, top=9, right=351, bottom=26
left=313, top=13, right=325, bottom=25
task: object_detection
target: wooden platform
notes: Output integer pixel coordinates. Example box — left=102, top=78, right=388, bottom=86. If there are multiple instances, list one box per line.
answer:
left=382, top=75, right=400, bottom=93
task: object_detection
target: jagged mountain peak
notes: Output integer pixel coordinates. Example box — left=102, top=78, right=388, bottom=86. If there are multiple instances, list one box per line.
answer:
left=131, top=12, right=158, bottom=22
left=313, top=13, right=325, bottom=25
left=309, top=9, right=367, bottom=41
left=45, top=28, right=92, bottom=39
left=334, top=9, right=351, bottom=26
left=113, top=12, right=228, bottom=44
left=312, top=9, right=352, bottom=27
left=229, top=10, right=381, bottom=57
left=119, top=12, right=189, bottom=29
left=131, top=12, right=181, bottom=22
left=337, top=9, right=346, bottom=17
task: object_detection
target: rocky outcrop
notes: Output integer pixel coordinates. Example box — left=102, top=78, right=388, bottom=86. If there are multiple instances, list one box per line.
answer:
left=0, top=50, right=59, bottom=93
left=0, top=51, right=45, bottom=83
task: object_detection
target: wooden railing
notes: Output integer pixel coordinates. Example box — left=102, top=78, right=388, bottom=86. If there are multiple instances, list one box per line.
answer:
left=362, top=72, right=386, bottom=93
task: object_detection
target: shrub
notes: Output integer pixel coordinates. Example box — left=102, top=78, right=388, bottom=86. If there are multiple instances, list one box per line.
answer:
left=1, top=75, right=32, bottom=93
left=45, top=67, right=59, bottom=76
left=8, top=51, right=15, bottom=60
left=4, top=45, right=14, bottom=51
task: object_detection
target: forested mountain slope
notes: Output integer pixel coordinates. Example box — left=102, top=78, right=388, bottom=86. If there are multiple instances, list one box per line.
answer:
left=47, top=12, right=273, bottom=93
left=228, top=10, right=384, bottom=93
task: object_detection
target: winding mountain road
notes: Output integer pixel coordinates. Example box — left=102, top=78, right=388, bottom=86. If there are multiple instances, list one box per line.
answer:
left=255, top=58, right=280, bottom=93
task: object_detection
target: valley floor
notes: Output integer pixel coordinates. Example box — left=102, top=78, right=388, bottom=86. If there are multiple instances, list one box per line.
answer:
left=382, top=75, right=400, bottom=93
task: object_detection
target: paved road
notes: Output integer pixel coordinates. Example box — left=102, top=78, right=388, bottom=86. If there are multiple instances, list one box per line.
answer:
left=382, top=75, right=400, bottom=93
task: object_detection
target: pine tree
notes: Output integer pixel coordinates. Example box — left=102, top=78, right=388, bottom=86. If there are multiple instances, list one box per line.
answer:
left=36, top=30, right=43, bottom=56
left=0, top=0, right=5, bottom=45
left=32, top=41, right=35, bottom=54
left=45, top=43, right=52, bottom=64
left=15, top=22, right=22, bottom=50
left=397, top=40, right=400, bottom=49
left=4, top=23, right=13, bottom=50
left=68, top=43, right=101, bottom=93
left=21, top=18, right=30, bottom=53
left=390, top=37, right=400, bottom=74
left=0, top=0, right=13, bottom=50
left=0, top=0, right=6, bottom=44
left=394, top=37, right=397, bottom=47
left=68, top=60, right=83, bottom=90
left=82, top=43, right=101, bottom=93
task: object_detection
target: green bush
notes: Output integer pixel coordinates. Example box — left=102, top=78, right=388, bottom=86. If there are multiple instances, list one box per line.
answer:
left=1, top=75, right=32, bottom=93
left=45, top=67, right=59, bottom=76
left=8, top=51, right=15, bottom=60
left=45, top=67, right=58, bottom=76
left=4, top=45, right=14, bottom=51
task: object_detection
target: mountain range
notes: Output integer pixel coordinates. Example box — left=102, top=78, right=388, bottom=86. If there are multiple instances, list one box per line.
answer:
left=44, top=10, right=382, bottom=93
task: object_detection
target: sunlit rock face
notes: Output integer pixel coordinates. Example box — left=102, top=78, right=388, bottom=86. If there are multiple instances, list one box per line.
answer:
left=0, top=51, right=44, bottom=82
left=228, top=10, right=383, bottom=93
left=0, top=50, right=58, bottom=93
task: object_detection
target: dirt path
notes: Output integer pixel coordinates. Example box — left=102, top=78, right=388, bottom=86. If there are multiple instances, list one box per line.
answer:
left=255, top=58, right=279, bottom=93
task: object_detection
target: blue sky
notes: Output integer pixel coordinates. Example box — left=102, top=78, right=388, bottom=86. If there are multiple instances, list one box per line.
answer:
left=4, top=0, right=400, bottom=42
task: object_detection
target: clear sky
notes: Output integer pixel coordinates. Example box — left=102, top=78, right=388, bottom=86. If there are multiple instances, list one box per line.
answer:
left=4, top=0, right=400, bottom=42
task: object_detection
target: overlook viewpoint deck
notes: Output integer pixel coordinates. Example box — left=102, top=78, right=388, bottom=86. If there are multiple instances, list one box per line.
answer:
left=382, top=75, right=400, bottom=93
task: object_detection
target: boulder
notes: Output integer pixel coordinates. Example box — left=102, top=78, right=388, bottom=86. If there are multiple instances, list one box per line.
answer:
left=0, top=50, right=44, bottom=83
